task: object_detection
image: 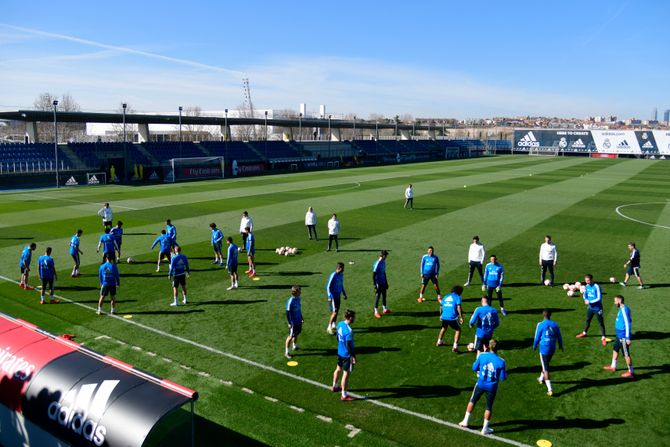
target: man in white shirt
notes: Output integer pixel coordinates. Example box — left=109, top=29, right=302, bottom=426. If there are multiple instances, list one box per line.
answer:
left=404, top=184, right=414, bottom=209
left=327, top=214, right=340, bottom=252
left=239, top=211, right=253, bottom=251
left=305, top=207, right=318, bottom=240
left=465, top=236, right=485, bottom=287
left=97, top=203, right=113, bottom=229
left=539, top=235, right=558, bottom=286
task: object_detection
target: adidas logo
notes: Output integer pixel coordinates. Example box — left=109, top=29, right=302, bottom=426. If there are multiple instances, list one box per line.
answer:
left=617, top=140, right=630, bottom=149
left=571, top=138, right=586, bottom=149
left=642, top=141, right=654, bottom=149
left=517, top=131, right=540, bottom=147
left=65, top=176, right=78, bottom=186
left=149, top=171, right=159, bottom=180
left=48, top=379, right=118, bottom=446
left=88, top=175, right=100, bottom=185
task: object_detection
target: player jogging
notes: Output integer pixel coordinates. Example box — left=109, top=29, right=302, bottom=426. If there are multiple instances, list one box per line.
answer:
left=437, top=285, right=464, bottom=352
left=210, top=223, right=224, bottom=266
left=484, top=255, right=506, bottom=316
left=98, top=253, right=120, bottom=315
left=404, top=184, right=413, bottom=209
left=38, top=247, right=59, bottom=305
left=575, top=274, right=607, bottom=346
left=326, top=262, right=348, bottom=334
left=226, top=237, right=239, bottom=290
left=620, top=242, right=644, bottom=289
left=110, top=221, right=124, bottom=258
left=19, top=242, right=37, bottom=289
left=166, top=219, right=178, bottom=252
left=168, top=246, right=190, bottom=306
left=373, top=250, right=391, bottom=318
left=332, top=309, right=356, bottom=401
left=151, top=230, right=172, bottom=272
left=469, top=296, right=500, bottom=355
left=418, top=246, right=441, bottom=303
left=97, top=203, right=113, bottom=229
left=464, top=236, right=485, bottom=287
left=539, top=235, right=558, bottom=286
left=96, top=227, right=119, bottom=264
left=533, top=309, right=563, bottom=396
left=285, top=285, right=303, bottom=359
left=604, top=295, right=634, bottom=378
left=458, top=339, right=507, bottom=435
left=244, top=227, right=256, bottom=277
left=69, top=229, right=84, bottom=277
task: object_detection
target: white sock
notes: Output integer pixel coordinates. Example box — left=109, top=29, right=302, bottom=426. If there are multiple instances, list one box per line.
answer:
left=538, top=374, right=544, bottom=382
left=285, top=348, right=289, bottom=354
left=419, top=293, right=423, bottom=298
left=462, top=412, right=471, bottom=424
left=611, top=360, right=617, bottom=369
left=453, top=342, right=458, bottom=349
left=183, top=294, right=187, bottom=302
left=483, top=419, right=490, bottom=430
left=545, top=380, right=552, bottom=392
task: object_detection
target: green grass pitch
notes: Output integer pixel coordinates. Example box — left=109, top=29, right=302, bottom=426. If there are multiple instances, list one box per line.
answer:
left=1, top=156, right=669, bottom=447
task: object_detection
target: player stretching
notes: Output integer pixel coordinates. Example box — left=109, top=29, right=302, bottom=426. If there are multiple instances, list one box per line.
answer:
left=326, top=262, right=348, bottom=334
left=226, top=237, right=239, bottom=290
left=110, top=221, right=124, bottom=258
left=98, top=253, right=120, bottom=315
left=244, top=227, right=256, bottom=277
left=533, top=309, right=563, bottom=396
left=373, top=250, right=391, bottom=318
left=19, top=243, right=37, bottom=289
left=69, top=229, right=83, bottom=277
left=151, top=230, right=172, bottom=272
left=38, top=247, right=59, bottom=305
left=333, top=309, right=357, bottom=401
left=418, top=246, right=441, bottom=303
left=604, top=295, right=634, bottom=378
left=166, top=219, right=178, bottom=253
left=575, top=274, right=607, bottom=346
left=285, top=285, right=303, bottom=359
left=96, top=227, right=119, bottom=264
left=437, top=286, right=464, bottom=352
left=169, top=246, right=190, bottom=306
left=210, top=223, right=224, bottom=266
left=539, top=235, right=557, bottom=286
left=484, top=255, right=506, bottom=316
left=620, top=242, right=644, bottom=289
left=464, top=236, right=485, bottom=287
left=459, top=339, right=507, bottom=435
left=469, top=296, right=500, bottom=356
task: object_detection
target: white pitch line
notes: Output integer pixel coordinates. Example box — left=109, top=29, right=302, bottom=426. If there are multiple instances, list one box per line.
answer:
left=289, top=405, right=305, bottom=413
left=241, top=387, right=254, bottom=394
left=27, top=193, right=139, bottom=210
left=264, top=396, right=279, bottom=403
left=345, top=424, right=361, bottom=438
left=0, top=274, right=529, bottom=447
left=615, top=202, right=670, bottom=230
left=316, top=415, right=332, bottom=423
left=94, top=335, right=111, bottom=340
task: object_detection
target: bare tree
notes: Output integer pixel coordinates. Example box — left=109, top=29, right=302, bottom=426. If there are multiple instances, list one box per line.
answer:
left=181, top=106, right=215, bottom=141
left=111, top=102, right=137, bottom=142
left=233, top=104, right=256, bottom=141
left=33, top=92, right=85, bottom=142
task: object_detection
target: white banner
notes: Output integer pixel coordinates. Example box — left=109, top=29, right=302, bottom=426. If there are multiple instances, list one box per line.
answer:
left=652, top=130, right=670, bottom=155
left=591, top=130, right=640, bottom=154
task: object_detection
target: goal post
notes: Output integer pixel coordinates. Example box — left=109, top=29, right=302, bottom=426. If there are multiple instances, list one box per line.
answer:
left=86, top=172, right=107, bottom=185
left=528, top=146, right=560, bottom=157
left=166, top=157, right=225, bottom=183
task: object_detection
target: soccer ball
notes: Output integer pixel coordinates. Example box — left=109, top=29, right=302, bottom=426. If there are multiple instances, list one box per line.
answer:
left=293, top=248, right=299, bottom=254
left=467, top=343, right=475, bottom=352
left=567, top=290, right=575, bottom=297
left=609, top=277, right=616, bottom=283
left=126, top=257, right=134, bottom=264
left=568, top=285, right=576, bottom=292
left=544, top=279, right=551, bottom=286
left=562, top=283, right=570, bottom=290
left=574, top=281, right=582, bottom=288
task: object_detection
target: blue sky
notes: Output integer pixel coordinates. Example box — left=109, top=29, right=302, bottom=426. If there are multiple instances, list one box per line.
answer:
left=1, top=0, right=668, bottom=119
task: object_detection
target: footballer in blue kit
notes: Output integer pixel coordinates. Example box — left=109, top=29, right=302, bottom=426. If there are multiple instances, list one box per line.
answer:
left=226, top=237, right=239, bottom=290
left=459, top=339, right=507, bottom=435
left=69, top=229, right=84, bottom=277
left=19, top=242, right=37, bottom=289
left=332, top=309, right=356, bottom=401
left=110, top=221, right=124, bottom=258
left=151, top=230, right=172, bottom=272
left=96, top=227, right=119, bottom=264
left=244, top=227, right=256, bottom=277
left=209, top=223, right=224, bottom=266
left=166, top=219, right=178, bottom=252
left=168, top=246, right=190, bottom=306
left=604, top=295, right=634, bottom=378
left=326, top=262, right=348, bottom=334
left=37, top=247, right=58, bottom=304
left=372, top=250, right=391, bottom=318
left=437, top=286, right=464, bottom=352
left=418, top=246, right=441, bottom=303
left=483, top=255, right=506, bottom=316
left=576, top=274, right=607, bottom=346
left=98, top=253, right=120, bottom=315
left=284, top=285, right=303, bottom=359
left=469, top=296, right=500, bottom=354
left=533, top=309, right=563, bottom=396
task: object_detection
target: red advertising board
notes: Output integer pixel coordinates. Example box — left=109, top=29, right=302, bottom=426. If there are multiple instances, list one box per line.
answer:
left=590, top=153, right=619, bottom=158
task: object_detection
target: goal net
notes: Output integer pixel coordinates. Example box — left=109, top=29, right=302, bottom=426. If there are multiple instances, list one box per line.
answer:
left=528, top=146, right=559, bottom=157
left=165, top=157, right=225, bottom=183
left=86, top=172, right=107, bottom=185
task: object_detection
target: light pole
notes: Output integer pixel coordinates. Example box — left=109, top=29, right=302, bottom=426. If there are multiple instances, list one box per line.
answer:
left=122, top=103, right=127, bottom=143
left=395, top=115, right=399, bottom=140
left=412, top=122, right=416, bottom=140
left=328, top=115, right=332, bottom=141
left=298, top=113, right=302, bottom=141
left=442, top=121, right=446, bottom=140
left=53, top=100, right=59, bottom=188
left=178, top=106, right=183, bottom=159
left=224, top=108, right=228, bottom=142
left=264, top=110, right=268, bottom=141
left=352, top=115, right=356, bottom=141
left=122, top=102, right=127, bottom=182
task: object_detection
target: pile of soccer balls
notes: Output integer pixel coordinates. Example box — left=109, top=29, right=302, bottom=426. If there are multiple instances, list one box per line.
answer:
left=276, top=246, right=299, bottom=256
left=562, top=281, right=585, bottom=297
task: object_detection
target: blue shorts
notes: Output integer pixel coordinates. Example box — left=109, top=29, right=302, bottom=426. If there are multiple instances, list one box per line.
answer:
left=288, top=324, right=302, bottom=337
left=227, top=263, right=238, bottom=274
left=213, top=243, right=222, bottom=253
left=328, top=296, right=341, bottom=313
left=20, top=265, right=28, bottom=274
left=247, top=249, right=255, bottom=257
left=540, top=352, right=554, bottom=371
left=421, top=274, right=438, bottom=285
left=100, top=285, right=117, bottom=297
left=71, top=253, right=80, bottom=265
left=337, top=355, right=353, bottom=372
left=474, top=335, right=491, bottom=352
left=469, top=384, right=497, bottom=411
left=613, top=338, right=631, bottom=357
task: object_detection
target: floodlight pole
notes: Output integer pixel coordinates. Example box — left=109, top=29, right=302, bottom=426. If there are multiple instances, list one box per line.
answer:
left=178, top=106, right=183, bottom=158
left=122, top=103, right=127, bottom=182
left=298, top=113, right=302, bottom=141
left=53, top=100, right=59, bottom=188
left=264, top=110, right=268, bottom=141
left=395, top=115, right=399, bottom=141
left=352, top=115, right=356, bottom=141
left=224, top=108, right=228, bottom=142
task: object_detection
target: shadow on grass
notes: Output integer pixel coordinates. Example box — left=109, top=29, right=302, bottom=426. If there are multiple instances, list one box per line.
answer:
left=355, top=383, right=471, bottom=400
left=125, top=309, right=205, bottom=315
left=195, top=299, right=267, bottom=306
left=495, top=337, right=534, bottom=351
left=120, top=273, right=160, bottom=278
left=634, top=331, right=670, bottom=340
left=254, top=262, right=279, bottom=266
left=58, top=285, right=100, bottom=291
left=357, top=324, right=433, bottom=334
left=505, top=282, right=539, bottom=288
left=67, top=299, right=138, bottom=304
left=493, top=416, right=625, bottom=433
left=298, top=346, right=400, bottom=357
left=124, top=232, right=154, bottom=236
left=511, top=307, right=575, bottom=315
left=260, top=271, right=322, bottom=276
left=508, top=361, right=590, bottom=374
left=245, top=284, right=309, bottom=290
left=552, top=369, right=662, bottom=396
left=0, top=237, right=32, bottom=240
left=647, top=283, right=670, bottom=289
left=336, top=249, right=384, bottom=253
left=391, top=310, right=438, bottom=318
